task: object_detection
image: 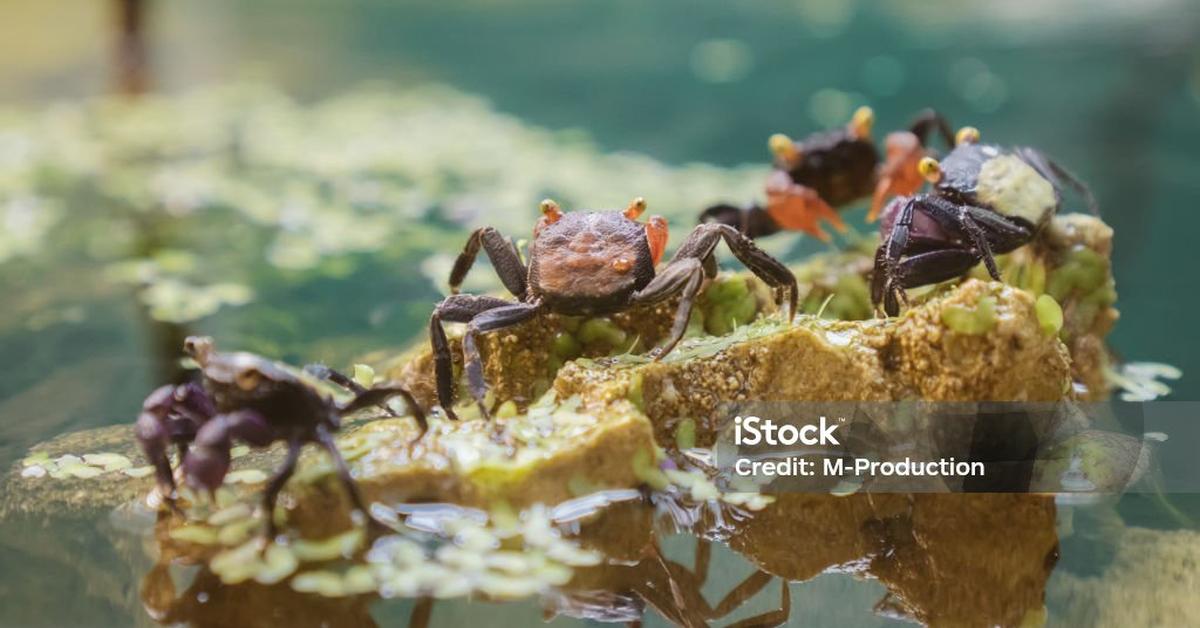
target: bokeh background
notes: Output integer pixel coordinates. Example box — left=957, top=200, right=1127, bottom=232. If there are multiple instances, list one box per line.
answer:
left=1, top=1, right=1199, bottom=624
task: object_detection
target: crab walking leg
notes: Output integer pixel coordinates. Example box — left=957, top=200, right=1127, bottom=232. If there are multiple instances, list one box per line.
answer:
left=315, top=423, right=386, bottom=531
left=1015, top=146, right=1100, bottom=216
left=261, top=438, right=301, bottom=540
left=135, top=386, right=181, bottom=499
left=873, top=247, right=981, bottom=316
left=672, top=223, right=798, bottom=320
left=907, top=108, right=955, bottom=147
left=304, top=363, right=399, bottom=418
left=630, top=258, right=705, bottom=359
left=337, top=385, right=427, bottom=435
left=429, top=294, right=514, bottom=420
left=725, top=580, right=791, bottom=628
left=448, top=227, right=528, bottom=298
left=712, top=570, right=777, bottom=619
left=697, top=202, right=784, bottom=240
left=460, top=301, right=543, bottom=418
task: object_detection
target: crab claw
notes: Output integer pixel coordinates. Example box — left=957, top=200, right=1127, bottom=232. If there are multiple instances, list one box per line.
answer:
left=868, top=131, right=926, bottom=222
left=182, top=442, right=230, bottom=495
left=764, top=170, right=845, bottom=242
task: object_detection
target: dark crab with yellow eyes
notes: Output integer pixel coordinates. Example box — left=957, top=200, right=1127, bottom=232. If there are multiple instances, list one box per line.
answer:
left=871, top=126, right=1099, bottom=316
left=700, top=106, right=954, bottom=241
left=431, top=197, right=797, bottom=420
left=135, top=336, right=424, bottom=539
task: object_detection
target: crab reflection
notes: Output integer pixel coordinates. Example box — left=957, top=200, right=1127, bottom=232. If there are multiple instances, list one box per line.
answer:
left=140, top=492, right=1057, bottom=627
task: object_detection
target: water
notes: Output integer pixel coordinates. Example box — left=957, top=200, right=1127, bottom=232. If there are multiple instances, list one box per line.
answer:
left=2, top=1, right=1199, bottom=625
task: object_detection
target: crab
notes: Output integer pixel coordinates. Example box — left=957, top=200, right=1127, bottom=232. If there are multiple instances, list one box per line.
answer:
left=871, top=126, right=1099, bottom=316
left=430, top=197, right=797, bottom=419
left=699, top=106, right=955, bottom=240
left=135, top=336, right=424, bottom=538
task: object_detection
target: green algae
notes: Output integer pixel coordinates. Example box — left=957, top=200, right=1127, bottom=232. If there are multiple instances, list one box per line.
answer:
left=941, top=295, right=998, bottom=335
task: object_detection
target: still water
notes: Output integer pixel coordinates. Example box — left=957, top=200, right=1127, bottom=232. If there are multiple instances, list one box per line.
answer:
left=1, top=1, right=1199, bottom=625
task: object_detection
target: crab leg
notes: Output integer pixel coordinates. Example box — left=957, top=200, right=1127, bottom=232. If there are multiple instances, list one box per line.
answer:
left=315, top=423, right=388, bottom=532
left=630, top=258, right=705, bottom=359
left=460, top=301, right=542, bottom=418
left=672, top=223, right=798, bottom=320
left=262, top=438, right=302, bottom=540
left=906, top=108, right=955, bottom=147
left=305, top=363, right=399, bottom=418
left=1015, top=146, right=1100, bottom=216
left=448, top=227, right=528, bottom=298
left=430, top=294, right=514, bottom=420
left=337, top=385, right=427, bottom=435
left=697, top=203, right=784, bottom=240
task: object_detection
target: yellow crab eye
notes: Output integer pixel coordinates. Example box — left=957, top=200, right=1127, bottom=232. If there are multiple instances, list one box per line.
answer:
left=768, top=133, right=798, bottom=161
left=539, top=198, right=563, bottom=223
left=623, top=197, right=647, bottom=220
left=956, top=126, right=980, bottom=146
left=849, top=106, right=875, bottom=139
left=235, top=369, right=261, bottom=391
left=918, top=157, right=943, bottom=183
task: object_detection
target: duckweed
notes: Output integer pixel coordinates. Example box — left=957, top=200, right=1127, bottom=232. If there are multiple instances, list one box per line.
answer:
left=1036, top=294, right=1064, bottom=337
left=941, top=295, right=997, bottom=335
left=674, top=418, right=697, bottom=450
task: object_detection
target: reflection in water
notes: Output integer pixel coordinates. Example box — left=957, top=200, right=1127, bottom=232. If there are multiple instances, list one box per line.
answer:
left=135, top=493, right=1057, bottom=627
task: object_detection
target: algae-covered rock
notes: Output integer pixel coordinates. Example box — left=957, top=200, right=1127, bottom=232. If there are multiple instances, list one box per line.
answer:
left=556, top=280, right=1071, bottom=447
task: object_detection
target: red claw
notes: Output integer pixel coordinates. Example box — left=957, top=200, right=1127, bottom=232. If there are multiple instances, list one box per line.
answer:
left=764, top=170, right=845, bottom=242
left=646, top=215, right=668, bottom=265
left=869, top=131, right=927, bottom=222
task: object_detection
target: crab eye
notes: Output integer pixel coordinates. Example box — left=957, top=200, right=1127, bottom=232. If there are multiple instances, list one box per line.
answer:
left=955, top=126, right=980, bottom=146
left=539, top=199, right=563, bottom=224
left=767, top=133, right=798, bottom=162
left=918, top=157, right=943, bottom=184
left=235, top=369, right=261, bottom=391
left=849, top=106, right=874, bottom=139
left=623, top=197, right=647, bottom=220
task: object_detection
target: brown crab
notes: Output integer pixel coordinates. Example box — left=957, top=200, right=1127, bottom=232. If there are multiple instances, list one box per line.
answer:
left=430, top=197, right=797, bottom=419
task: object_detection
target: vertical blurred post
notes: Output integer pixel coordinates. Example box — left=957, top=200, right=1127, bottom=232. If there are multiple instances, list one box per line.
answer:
left=114, top=0, right=149, bottom=94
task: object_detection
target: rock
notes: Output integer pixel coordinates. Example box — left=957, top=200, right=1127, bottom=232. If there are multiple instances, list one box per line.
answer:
left=1048, top=527, right=1200, bottom=626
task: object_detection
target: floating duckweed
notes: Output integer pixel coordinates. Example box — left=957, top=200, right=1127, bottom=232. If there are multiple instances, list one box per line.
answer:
left=1036, top=294, right=1064, bottom=337
left=21, top=452, right=49, bottom=467
left=255, top=545, right=301, bottom=585
left=352, top=364, right=376, bottom=388
left=291, top=570, right=346, bottom=597
left=631, top=448, right=669, bottom=491
left=675, top=418, right=697, bottom=450
left=208, top=503, right=254, bottom=526
left=291, top=528, right=364, bottom=562
left=230, top=445, right=251, bottom=459
left=551, top=332, right=581, bottom=359
left=61, top=462, right=104, bottom=479
left=941, top=295, right=997, bottom=335
left=341, top=566, right=378, bottom=595
left=722, top=492, right=775, bottom=511
left=1108, top=361, right=1182, bottom=402
left=578, top=318, right=627, bottom=348
left=122, top=465, right=154, bottom=478
left=169, top=525, right=220, bottom=545
left=82, top=453, right=133, bottom=471
left=494, top=400, right=519, bottom=419
left=225, top=469, right=268, bottom=484
left=217, top=517, right=259, bottom=546
left=21, top=466, right=47, bottom=478
left=664, top=469, right=720, bottom=501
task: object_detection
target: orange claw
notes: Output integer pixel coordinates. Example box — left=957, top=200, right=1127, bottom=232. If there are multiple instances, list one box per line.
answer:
left=764, top=170, right=845, bottom=242
left=646, top=215, right=668, bottom=265
left=868, top=131, right=927, bottom=222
